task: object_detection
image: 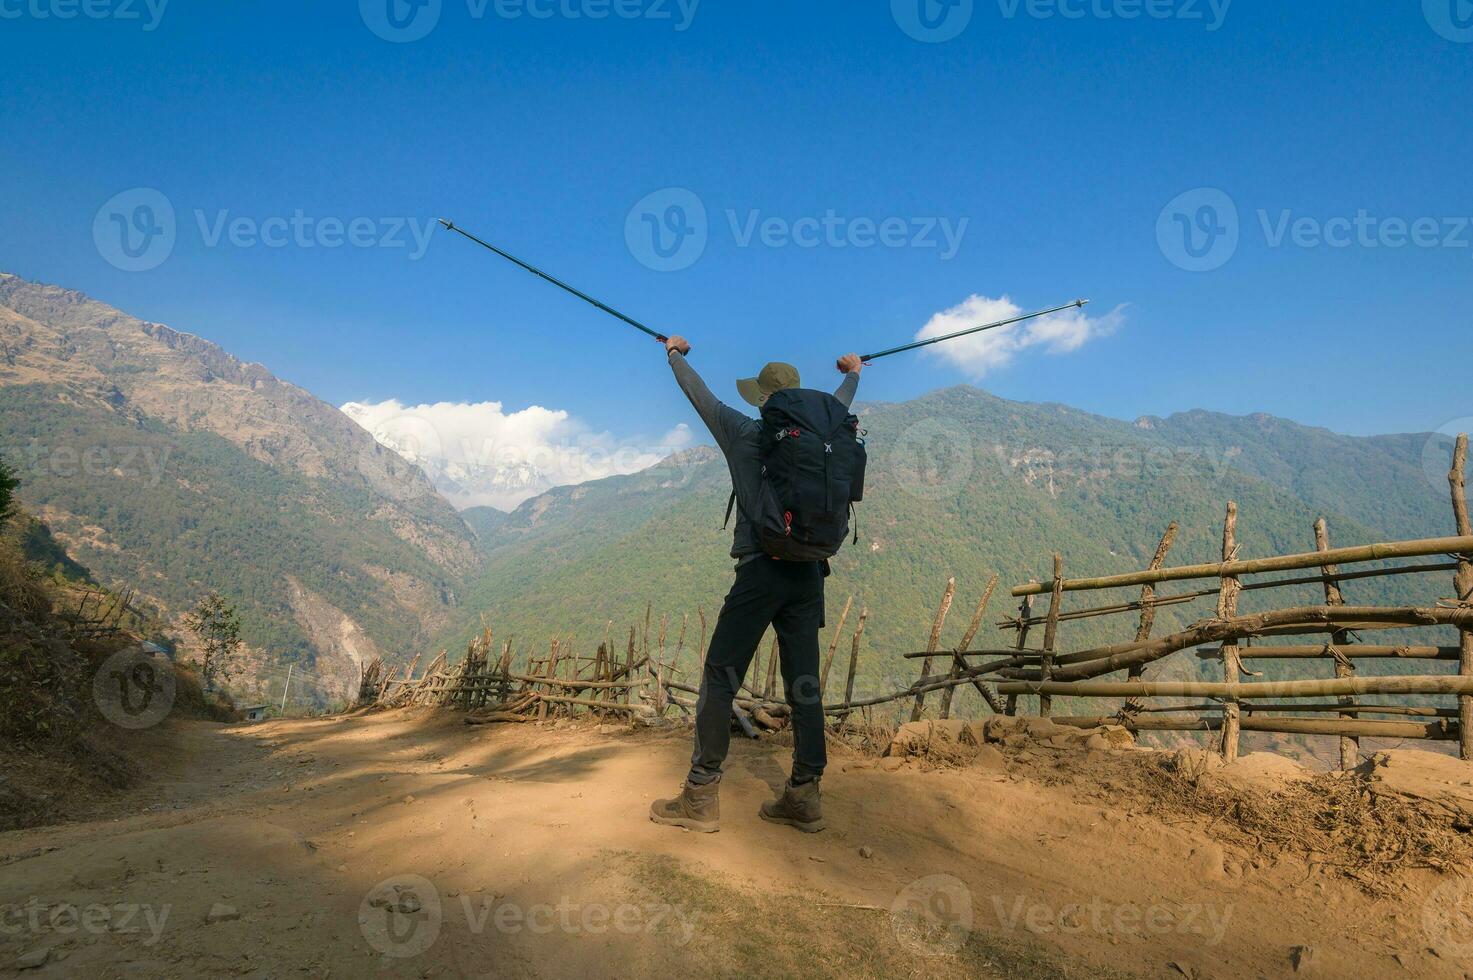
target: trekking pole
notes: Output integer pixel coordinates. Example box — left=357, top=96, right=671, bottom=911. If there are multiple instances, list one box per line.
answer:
left=859, top=299, right=1089, bottom=363
left=438, top=218, right=671, bottom=344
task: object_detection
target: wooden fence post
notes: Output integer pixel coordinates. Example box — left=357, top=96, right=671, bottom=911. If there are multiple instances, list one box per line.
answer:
left=1128, top=522, right=1179, bottom=680
left=940, top=575, right=1001, bottom=719
left=1450, top=434, right=1473, bottom=761
left=1218, top=502, right=1243, bottom=762
left=765, top=635, right=779, bottom=699
left=839, top=606, right=868, bottom=726
left=1315, top=517, right=1359, bottom=769
left=819, top=596, right=855, bottom=697
left=1006, top=583, right=1037, bottom=716
left=1039, top=554, right=1065, bottom=718
left=910, top=578, right=957, bottom=722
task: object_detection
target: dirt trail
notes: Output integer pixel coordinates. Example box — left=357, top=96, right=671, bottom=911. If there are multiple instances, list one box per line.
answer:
left=0, top=710, right=1467, bottom=978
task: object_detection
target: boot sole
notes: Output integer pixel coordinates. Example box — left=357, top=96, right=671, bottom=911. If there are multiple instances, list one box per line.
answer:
left=759, top=809, right=825, bottom=833
left=649, top=810, right=719, bottom=833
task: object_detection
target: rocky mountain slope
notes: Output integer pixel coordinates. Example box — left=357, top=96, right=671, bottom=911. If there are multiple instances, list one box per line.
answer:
left=0, top=274, right=479, bottom=694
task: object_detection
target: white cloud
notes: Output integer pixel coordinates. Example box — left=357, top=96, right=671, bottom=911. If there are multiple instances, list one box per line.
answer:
left=341, top=398, right=692, bottom=512
left=913, top=294, right=1124, bottom=378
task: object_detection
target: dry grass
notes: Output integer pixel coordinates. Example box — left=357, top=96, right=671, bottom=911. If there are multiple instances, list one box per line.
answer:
left=1133, top=754, right=1473, bottom=894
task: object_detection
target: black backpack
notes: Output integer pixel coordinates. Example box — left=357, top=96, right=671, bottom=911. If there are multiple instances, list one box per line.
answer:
left=726, top=388, right=867, bottom=561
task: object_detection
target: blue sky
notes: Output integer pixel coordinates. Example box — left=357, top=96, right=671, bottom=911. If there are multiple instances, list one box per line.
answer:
left=2, top=0, right=1470, bottom=459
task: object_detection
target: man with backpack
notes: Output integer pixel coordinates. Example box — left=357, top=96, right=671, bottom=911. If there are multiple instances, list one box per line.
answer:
left=650, top=336, right=866, bottom=835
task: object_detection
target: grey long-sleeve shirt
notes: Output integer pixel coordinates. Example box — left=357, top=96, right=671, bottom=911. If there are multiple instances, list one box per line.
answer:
left=668, top=350, right=860, bottom=559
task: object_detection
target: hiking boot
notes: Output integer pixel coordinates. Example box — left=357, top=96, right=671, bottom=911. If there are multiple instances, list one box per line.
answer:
left=759, top=779, right=825, bottom=833
left=649, top=780, right=720, bottom=833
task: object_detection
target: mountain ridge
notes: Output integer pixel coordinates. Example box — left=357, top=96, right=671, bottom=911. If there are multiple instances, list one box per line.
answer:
left=0, top=273, right=479, bottom=696
left=1, top=271, right=1458, bottom=707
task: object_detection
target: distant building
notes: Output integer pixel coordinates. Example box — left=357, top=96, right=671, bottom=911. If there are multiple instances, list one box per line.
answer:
left=241, top=705, right=270, bottom=722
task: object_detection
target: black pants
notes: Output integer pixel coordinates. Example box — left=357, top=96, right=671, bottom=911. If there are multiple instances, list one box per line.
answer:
left=688, top=557, right=827, bottom=786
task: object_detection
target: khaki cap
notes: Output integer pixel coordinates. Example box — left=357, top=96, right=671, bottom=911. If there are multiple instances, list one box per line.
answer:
left=735, top=362, right=801, bottom=407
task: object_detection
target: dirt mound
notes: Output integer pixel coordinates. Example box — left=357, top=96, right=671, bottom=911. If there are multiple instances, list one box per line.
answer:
left=1134, top=748, right=1473, bottom=894
left=1357, top=750, right=1473, bottom=822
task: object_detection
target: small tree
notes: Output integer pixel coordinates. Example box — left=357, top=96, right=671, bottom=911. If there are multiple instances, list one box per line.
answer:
left=184, top=590, right=243, bottom=691
left=0, top=454, right=18, bottom=523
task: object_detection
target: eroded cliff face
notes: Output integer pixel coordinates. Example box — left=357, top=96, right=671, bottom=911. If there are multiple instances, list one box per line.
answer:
left=0, top=273, right=479, bottom=682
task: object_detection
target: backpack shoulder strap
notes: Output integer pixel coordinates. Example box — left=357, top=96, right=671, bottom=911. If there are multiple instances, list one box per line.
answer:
left=721, top=489, right=738, bottom=530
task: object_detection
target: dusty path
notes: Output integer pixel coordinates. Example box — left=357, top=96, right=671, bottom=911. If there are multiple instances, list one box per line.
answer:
left=0, top=710, right=1465, bottom=978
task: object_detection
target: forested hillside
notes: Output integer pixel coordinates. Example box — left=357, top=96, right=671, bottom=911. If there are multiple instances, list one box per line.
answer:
left=0, top=274, right=478, bottom=691
left=438, top=386, right=1451, bottom=701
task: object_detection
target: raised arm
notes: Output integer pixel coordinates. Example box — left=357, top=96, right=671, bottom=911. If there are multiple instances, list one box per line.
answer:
left=833, top=352, right=863, bottom=408
left=663, top=336, right=751, bottom=450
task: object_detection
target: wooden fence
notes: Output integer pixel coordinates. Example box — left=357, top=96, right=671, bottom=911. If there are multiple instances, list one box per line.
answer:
left=360, top=434, right=1473, bottom=769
